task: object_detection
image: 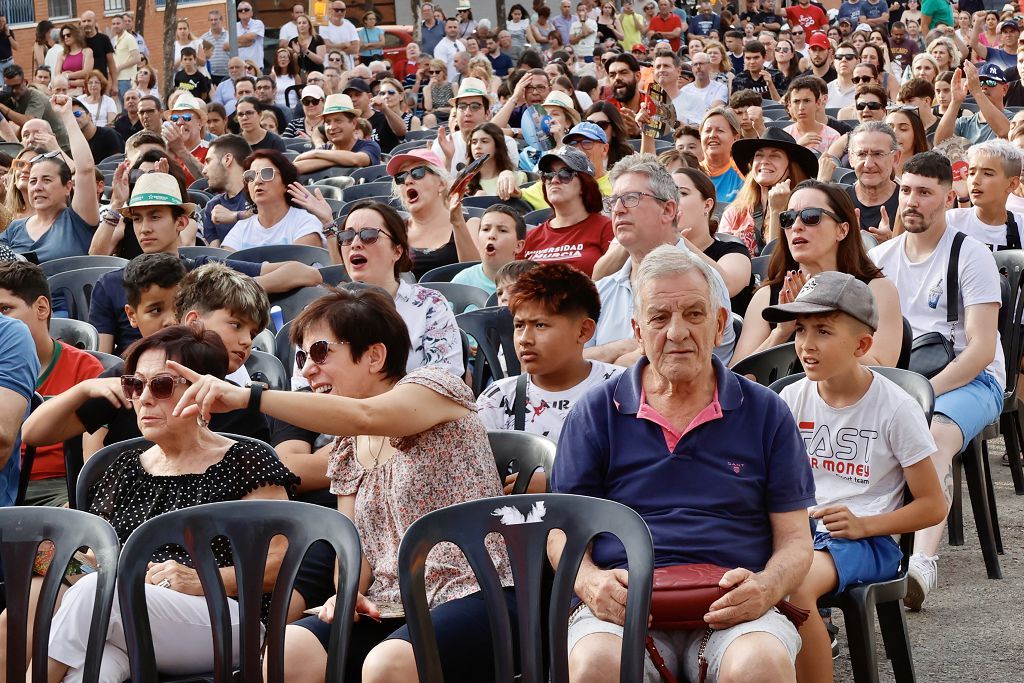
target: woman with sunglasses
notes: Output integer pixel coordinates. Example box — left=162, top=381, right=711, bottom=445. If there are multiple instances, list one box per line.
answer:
left=134, top=66, right=159, bottom=99
left=283, top=86, right=326, bottom=139
left=0, top=96, right=99, bottom=262
left=39, top=323, right=297, bottom=683
left=517, top=146, right=612, bottom=277
left=835, top=75, right=888, bottom=122
left=732, top=180, right=903, bottom=368
left=774, top=39, right=802, bottom=93
left=583, top=101, right=635, bottom=169
left=55, top=24, right=93, bottom=96
left=422, top=59, right=454, bottom=128
left=221, top=149, right=324, bottom=252
left=387, top=148, right=478, bottom=279
left=885, top=106, right=929, bottom=178
left=168, top=285, right=509, bottom=683
left=234, top=96, right=288, bottom=153
left=380, top=76, right=421, bottom=133
left=289, top=13, right=325, bottom=75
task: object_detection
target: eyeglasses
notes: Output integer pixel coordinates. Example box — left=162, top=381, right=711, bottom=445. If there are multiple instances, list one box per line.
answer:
left=456, top=102, right=485, bottom=112
left=394, top=165, right=434, bottom=185
left=329, top=227, right=393, bottom=246
left=779, top=207, right=843, bottom=230
left=855, top=100, right=884, bottom=111
left=851, top=149, right=894, bottom=161
left=242, top=167, right=278, bottom=184
left=566, top=138, right=597, bottom=150
left=980, top=78, right=1000, bottom=88
left=296, top=340, right=348, bottom=369
left=587, top=119, right=612, bottom=130
left=30, top=150, right=62, bottom=163
left=169, top=113, right=194, bottom=122
left=604, top=191, right=666, bottom=211
left=851, top=76, right=874, bottom=84
left=236, top=108, right=258, bottom=118
left=121, top=374, right=190, bottom=400
left=301, top=97, right=323, bottom=106
left=835, top=53, right=858, bottom=61
left=380, top=90, right=399, bottom=97
left=541, top=167, right=577, bottom=184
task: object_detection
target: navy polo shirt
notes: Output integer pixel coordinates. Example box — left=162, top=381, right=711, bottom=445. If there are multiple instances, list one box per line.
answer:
left=552, top=356, right=815, bottom=573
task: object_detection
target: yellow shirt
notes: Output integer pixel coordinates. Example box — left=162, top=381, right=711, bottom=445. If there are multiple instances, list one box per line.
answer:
left=520, top=173, right=612, bottom=210
left=113, top=31, right=139, bottom=82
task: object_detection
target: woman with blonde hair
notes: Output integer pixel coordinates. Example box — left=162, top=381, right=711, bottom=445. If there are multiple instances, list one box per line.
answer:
left=244, top=59, right=262, bottom=77
left=422, top=59, right=454, bottom=128
left=289, top=13, right=325, bottom=74
left=926, top=37, right=960, bottom=74
left=468, top=56, right=501, bottom=95
left=83, top=70, right=118, bottom=126
left=56, top=24, right=93, bottom=96
left=909, top=52, right=939, bottom=84
left=380, top=76, right=421, bottom=132
left=704, top=40, right=733, bottom=88
left=2, top=149, right=35, bottom=224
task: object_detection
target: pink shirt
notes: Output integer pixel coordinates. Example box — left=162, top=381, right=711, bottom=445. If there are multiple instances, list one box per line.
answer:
left=637, top=386, right=723, bottom=451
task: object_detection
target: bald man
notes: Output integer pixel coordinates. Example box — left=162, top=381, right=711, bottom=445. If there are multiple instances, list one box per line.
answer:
left=80, top=10, right=117, bottom=96
left=213, top=57, right=247, bottom=115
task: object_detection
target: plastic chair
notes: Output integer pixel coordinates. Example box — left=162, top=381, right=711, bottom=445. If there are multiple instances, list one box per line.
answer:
left=989, top=250, right=1024, bottom=495
left=0, top=507, right=120, bottom=683
left=895, top=317, right=912, bottom=371
left=245, top=350, right=290, bottom=391
left=418, top=260, right=479, bottom=283
left=341, top=181, right=394, bottom=203
left=348, top=164, right=389, bottom=184
left=765, top=120, right=794, bottom=129
left=231, top=245, right=331, bottom=267
left=771, top=367, right=931, bottom=683
left=313, top=175, right=357, bottom=192
left=318, top=264, right=351, bottom=286
left=285, top=138, right=314, bottom=152
left=714, top=232, right=745, bottom=246
left=274, top=320, right=296, bottom=379
left=47, top=266, right=122, bottom=321
left=404, top=129, right=438, bottom=141
left=750, top=255, right=771, bottom=287
left=300, top=166, right=356, bottom=184
left=268, top=286, right=330, bottom=327
left=251, top=328, right=276, bottom=354
left=16, top=394, right=45, bottom=506
left=0, top=141, right=24, bottom=157
left=460, top=195, right=504, bottom=210
left=423, top=281, right=491, bottom=314
left=179, top=246, right=232, bottom=260
left=87, top=350, right=123, bottom=371
left=463, top=206, right=486, bottom=220
left=50, top=318, right=100, bottom=351
left=397, top=493, right=654, bottom=683
left=390, top=139, right=431, bottom=155
left=524, top=208, right=553, bottom=226
left=188, top=177, right=210, bottom=191
left=117, top=500, right=362, bottom=683
left=188, top=190, right=212, bottom=208
left=456, top=306, right=520, bottom=396
left=488, top=430, right=556, bottom=494
left=309, top=183, right=346, bottom=201
left=731, top=341, right=801, bottom=386
left=39, top=255, right=127, bottom=278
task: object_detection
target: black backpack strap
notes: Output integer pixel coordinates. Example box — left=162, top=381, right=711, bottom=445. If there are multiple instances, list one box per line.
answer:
left=1004, top=211, right=1021, bottom=251
left=946, top=231, right=966, bottom=326
left=752, top=204, right=766, bottom=254
left=513, top=372, right=529, bottom=431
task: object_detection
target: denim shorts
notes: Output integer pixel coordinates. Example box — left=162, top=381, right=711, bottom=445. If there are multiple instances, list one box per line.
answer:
left=813, top=531, right=903, bottom=593
left=934, top=371, right=1003, bottom=449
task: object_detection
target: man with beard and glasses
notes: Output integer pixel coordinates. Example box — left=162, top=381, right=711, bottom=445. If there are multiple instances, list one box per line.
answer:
left=604, top=53, right=644, bottom=137
left=869, top=151, right=1004, bottom=611
left=201, top=135, right=254, bottom=248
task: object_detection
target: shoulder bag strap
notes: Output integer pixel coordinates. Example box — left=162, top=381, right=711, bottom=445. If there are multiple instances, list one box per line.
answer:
left=751, top=204, right=766, bottom=254
left=513, top=372, right=529, bottom=432
left=1005, top=211, right=1021, bottom=251
left=946, top=231, right=966, bottom=331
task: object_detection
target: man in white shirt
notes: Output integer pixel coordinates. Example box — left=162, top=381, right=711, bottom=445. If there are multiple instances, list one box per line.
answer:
left=431, top=78, right=517, bottom=172
left=677, top=51, right=728, bottom=125
left=235, top=2, right=265, bottom=69
left=869, top=151, right=1004, bottom=611
left=826, top=42, right=859, bottom=109
left=319, top=0, right=360, bottom=70
left=433, top=17, right=466, bottom=83
left=278, top=3, right=305, bottom=47
left=946, top=140, right=1024, bottom=251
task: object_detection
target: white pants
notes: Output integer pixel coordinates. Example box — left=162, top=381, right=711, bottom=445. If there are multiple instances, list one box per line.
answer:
left=48, top=572, right=252, bottom=683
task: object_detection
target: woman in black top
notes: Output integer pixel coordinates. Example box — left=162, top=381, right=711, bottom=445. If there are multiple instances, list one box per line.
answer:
left=289, top=13, right=326, bottom=75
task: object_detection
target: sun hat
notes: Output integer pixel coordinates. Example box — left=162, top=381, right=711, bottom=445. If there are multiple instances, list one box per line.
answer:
left=119, top=172, right=197, bottom=218
left=763, top=271, right=878, bottom=332
left=542, top=91, right=582, bottom=125
left=449, top=77, right=491, bottom=105
left=731, top=127, right=819, bottom=180
left=385, top=148, right=446, bottom=177
left=322, top=93, right=358, bottom=117
left=170, top=92, right=206, bottom=115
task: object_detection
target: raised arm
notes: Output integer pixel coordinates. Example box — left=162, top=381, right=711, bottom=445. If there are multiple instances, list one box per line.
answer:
left=52, top=95, right=100, bottom=226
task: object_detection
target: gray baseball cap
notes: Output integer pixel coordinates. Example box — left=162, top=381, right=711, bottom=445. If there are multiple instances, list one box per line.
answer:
left=537, top=145, right=596, bottom=177
left=762, top=271, right=878, bottom=331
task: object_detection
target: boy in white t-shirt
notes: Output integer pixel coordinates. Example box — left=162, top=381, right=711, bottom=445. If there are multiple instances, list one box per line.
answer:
left=945, top=139, right=1024, bottom=250
left=765, top=271, right=945, bottom=683
left=476, top=262, right=623, bottom=492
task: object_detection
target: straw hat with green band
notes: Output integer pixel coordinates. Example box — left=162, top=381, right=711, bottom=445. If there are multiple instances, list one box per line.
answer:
left=119, top=172, right=197, bottom=218
left=322, top=93, right=358, bottom=117
left=449, top=77, right=491, bottom=106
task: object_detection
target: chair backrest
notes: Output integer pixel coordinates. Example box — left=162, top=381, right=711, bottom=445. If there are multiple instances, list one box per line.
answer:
left=0, top=507, right=119, bottom=682
left=188, top=177, right=210, bottom=191
left=275, top=320, right=296, bottom=377
left=397, top=493, right=654, bottom=683
left=251, top=328, right=276, bottom=354
left=731, top=341, right=801, bottom=386
left=460, top=195, right=504, bottom=210
left=245, top=350, right=290, bottom=391
left=994, top=249, right=1024, bottom=397
left=896, top=316, right=912, bottom=371
left=50, top=318, right=100, bottom=351
left=285, top=137, right=313, bottom=152
left=714, top=232, right=744, bottom=246
left=456, top=306, right=520, bottom=395
left=17, top=393, right=45, bottom=506
left=40, top=255, right=127, bottom=278
left=750, top=255, right=770, bottom=286
left=860, top=231, right=878, bottom=251
left=269, top=286, right=330, bottom=328
left=424, top=281, right=491, bottom=314
left=231, top=245, right=331, bottom=268
left=341, top=181, right=394, bottom=203
left=348, top=164, right=389, bottom=184
left=523, top=208, right=553, bottom=226
left=117, top=500, right=362, bottom=683
left=86, top=350, right=123, bottom=371
left=309, top=183, right=345, bottom=201
left=188, top=190, right=212, bottom=208
left=488, top=430, right=556, bottom=494
left=314, top=175, right=357, bottom=191
left=47, top=266, right=122, bottom=320
left=179, top=245, right=232, bottom=260
left=318, top=264, right=351, bottom=286
left=389, top=139, right=431, bottom=155
left=404, top=129, right=438, bottom=141
left=418, top=260, right=480, bottom=283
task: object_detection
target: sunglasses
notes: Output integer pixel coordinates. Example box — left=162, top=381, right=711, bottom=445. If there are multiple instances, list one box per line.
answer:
left=243, top=167, right=278, bottom=184
left=856, top=100, right=884, bottom=111
left=302, top=97, right=323, bottom=106
left=380, top=90, right=400, bottom=97
left=587, top=119, right=612, bottom=130
left=169, top=113, right=194, bottom=122
left=138, top=108, right=158, bottom=115
left=331, top=227, right=393, bottom=246
left=30, top=150, right=62, bottom=163
left=980, top=78, right=1000, bottom=88
left=296, top=340, right=348, bottom=369
left=851, top=76, right=874, bottom=84
left=779, top=207, right=843, bottom=230
left=835, top=53, right=858, bottom=61
left=394, top=165, right=433, bottom=185
left=541, top=168, right=577, bottom=184
left=72, top=110, right=84, bottom=118
left=429, top=69, right=442, bottom=74
left=121, top=374, right=190, bottom=400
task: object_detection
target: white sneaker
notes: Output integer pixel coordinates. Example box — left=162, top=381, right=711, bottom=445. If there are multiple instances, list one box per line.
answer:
left=905, top=553, right=937, bottom=611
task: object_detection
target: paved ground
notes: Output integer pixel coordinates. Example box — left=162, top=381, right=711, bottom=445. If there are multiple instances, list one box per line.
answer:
left=833, top=437, right=1022, bottom=683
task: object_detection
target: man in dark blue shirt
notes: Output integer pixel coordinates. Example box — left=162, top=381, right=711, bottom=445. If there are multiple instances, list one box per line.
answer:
left=484, top=35, right=514, bottom=78
left=691, top=0, right=721, bottom=37
left=201, top=134, right=253, bottom=247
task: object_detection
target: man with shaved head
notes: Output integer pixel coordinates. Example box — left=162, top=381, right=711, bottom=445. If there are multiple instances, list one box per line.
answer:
left=80, top=10, right=116, bottom=96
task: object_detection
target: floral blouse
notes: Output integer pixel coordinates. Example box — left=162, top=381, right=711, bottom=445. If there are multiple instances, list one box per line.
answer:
left=397, top=281, right=464, bottom=377
left=327, top=366, right=512, bottom=608
left=720, top=204, right=760, bottom=257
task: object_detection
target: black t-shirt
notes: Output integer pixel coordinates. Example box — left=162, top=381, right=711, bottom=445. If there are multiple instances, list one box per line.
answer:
left=113, top=114, right=142, bottom=143
left=845, top=183, right=899, bottom=232
left=731, top=69, right=784, bottom=98
left=250, top=130, right=288, bottom=152
left=289, top=35, right=325, bottom=74
left=828, top=117, right=852, bottom=135
left=87, top=125, right=125, bottom=164
left=77, top=362, right=272, bottom=447
left=369, top=110, right=402, bottom=154
left=173, top=69, right=212, bottom=101
left=1006, top=81, right=1024, bottom=108
left=801, top=65, right=837, bottom=84
left=0, top=28, right=13, bottom=60
left=705, top=238, right=755, bottom=317
left=86, top=32, right=116, bottom=79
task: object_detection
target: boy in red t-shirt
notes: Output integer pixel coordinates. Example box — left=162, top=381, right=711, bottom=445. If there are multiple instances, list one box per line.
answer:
left=0, top=262, right=103, bottom=506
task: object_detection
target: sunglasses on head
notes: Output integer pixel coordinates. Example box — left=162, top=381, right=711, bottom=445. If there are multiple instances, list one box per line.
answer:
left=394, top=165, right=433, bottom=185
left=541, top=167, right=577, bottom=183
left=779, top=207, right=843, bottom=230
left=329, top=227, right=393, bottom=246
left=169, top=113, right=194, bottom=122
left=121, top=374, right=190, bottom=400
left=856, top=100, right=884, bottom=111
left=29, top=150, right=62, bottom=164
left=296, top=340, right=348, bottom=369
left=243, top=167, right=278, bottom=184
left=302, top=97, right=323, bottom=106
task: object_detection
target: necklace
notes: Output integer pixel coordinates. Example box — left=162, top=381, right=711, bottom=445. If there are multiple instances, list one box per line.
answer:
left=363, top=435, right=386, bottom=468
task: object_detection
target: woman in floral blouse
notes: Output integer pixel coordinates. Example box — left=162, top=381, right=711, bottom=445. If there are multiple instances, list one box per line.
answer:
left=170, top=285, right=515, bottom=682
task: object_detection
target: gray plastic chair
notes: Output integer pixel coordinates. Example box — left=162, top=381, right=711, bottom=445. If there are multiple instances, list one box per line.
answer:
left=245, top=350, right=289, bottom=391
left=50, top=318, right=100, bottom=351
left=489, top=430, right=556, bottom=494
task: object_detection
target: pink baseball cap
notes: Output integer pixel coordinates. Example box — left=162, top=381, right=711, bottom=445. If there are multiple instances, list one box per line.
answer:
left=385, top=148, right=445, bottom=177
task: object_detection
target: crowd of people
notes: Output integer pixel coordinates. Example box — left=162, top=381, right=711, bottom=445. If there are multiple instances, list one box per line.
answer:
left=0, top=0, right=1023, bottom=681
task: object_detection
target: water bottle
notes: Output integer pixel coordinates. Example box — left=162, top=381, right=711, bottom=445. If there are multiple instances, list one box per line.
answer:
left=270, top=305, right=285, bottom=331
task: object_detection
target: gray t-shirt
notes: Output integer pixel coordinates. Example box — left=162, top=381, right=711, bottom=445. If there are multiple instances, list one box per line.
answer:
left=0, top=207, right=95, bottom=262
left=954, top=109, right=1013, bottom=144
left=13, top=88, right=70, bottom=150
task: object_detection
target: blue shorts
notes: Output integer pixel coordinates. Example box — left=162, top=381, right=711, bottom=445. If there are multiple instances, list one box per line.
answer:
left=813, top=531, right=903, bottom=593
left=934, top=371, right=1003, bottom=450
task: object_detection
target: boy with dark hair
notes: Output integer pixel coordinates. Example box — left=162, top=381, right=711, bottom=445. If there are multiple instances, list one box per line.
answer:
left=452, top=205, right=527, bottom=295
left=493, top=259, right=541, bottom=306
left=784, top=75, right=840, bottom=154
left=122, top=252, right=186, bottom=337
left=729, top=89, right=766, bottom=139
left=477, top=262, right=623, bottom=456
left=173, top=46, right=212, bottom=101
left=766, top=271, right=945, bottom=682
left=0, top=262, right=104, bottom=506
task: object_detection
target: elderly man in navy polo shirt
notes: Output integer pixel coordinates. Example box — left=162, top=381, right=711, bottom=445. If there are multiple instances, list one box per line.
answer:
left=550, top=245, right=815, bottom=683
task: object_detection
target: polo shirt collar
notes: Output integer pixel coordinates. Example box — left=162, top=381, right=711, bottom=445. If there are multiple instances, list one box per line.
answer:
left=613, top=355, right=743, bottom=415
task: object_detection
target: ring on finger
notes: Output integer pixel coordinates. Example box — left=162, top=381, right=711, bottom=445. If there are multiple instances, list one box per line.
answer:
left=157, top=578, right=171, bottom=589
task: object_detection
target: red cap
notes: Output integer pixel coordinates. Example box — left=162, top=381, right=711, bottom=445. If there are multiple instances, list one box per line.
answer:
left=806, top=32, right=831, bottom=51
left=631, top=43, right=647, bottom=54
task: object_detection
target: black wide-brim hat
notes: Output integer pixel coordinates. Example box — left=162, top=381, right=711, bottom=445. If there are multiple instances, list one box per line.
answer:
left=731, top=127, right=819, bottom=180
